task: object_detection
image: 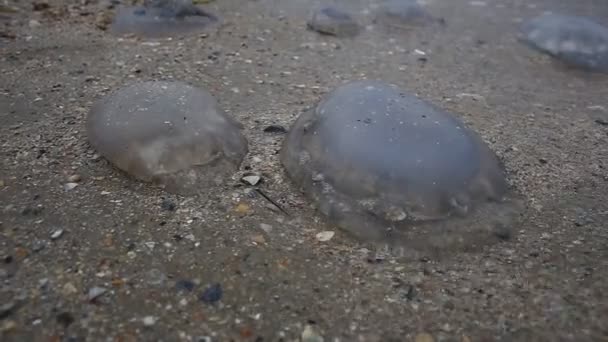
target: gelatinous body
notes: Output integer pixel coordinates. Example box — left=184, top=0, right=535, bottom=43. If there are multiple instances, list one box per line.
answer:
left=307, top=6, right=360, bottom=37
left=521, top=13, right=608, bottom=72
left=110, top=0, right=217, bottom=38
left=375, top=0, right=433, bottom=28
left=87, top=81, right=248, bottom=195
left=281, top=80, right=520, bottom=258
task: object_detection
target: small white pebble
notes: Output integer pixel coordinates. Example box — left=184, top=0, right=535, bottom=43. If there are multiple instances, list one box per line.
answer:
left=316, top=231, right=335, bottom=242
left=142, top=316, right=156, bottom=326
left=50, top=229, right=64, bottom=240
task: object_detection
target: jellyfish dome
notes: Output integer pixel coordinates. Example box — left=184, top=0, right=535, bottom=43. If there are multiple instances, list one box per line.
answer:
left=281, top=80, right=520, bottom=258
left=87, top=81, right=248, bottom=195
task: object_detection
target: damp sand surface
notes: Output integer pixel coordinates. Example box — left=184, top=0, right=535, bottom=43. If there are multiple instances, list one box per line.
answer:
left=1, top=0, right=608, bottom=341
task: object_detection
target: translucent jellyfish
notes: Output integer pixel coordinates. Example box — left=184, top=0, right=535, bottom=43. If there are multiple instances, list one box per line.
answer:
left=87, top=81, right=248, bottom=195
left=307, top=6, right=360, bottom=37
left=110, top=0, right=218, bottom=38
left=281, top=80, right=521, bottom=258
left=374, top=0, right=435, bottom=28
left=520, top=13, right=608, bottom=72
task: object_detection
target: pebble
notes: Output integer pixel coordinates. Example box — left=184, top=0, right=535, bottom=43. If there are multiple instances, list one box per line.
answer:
left=56, top=312, right=75, bottom=328
left=315, top=231, right=335, bottom=242
left=200, top=283, right=223, bottom=303
left=242, top=175, right=261, bottom=186
left=301, top=324, right=324, bottom=342
left=64, top=183, right=79, bottom=191
left=50, top=229, right=64, bottom=240
left=0, top=302, right=16, bottom=319
left=87, top=287, right=108, bottom=301
left=142, top=316, right=156, bottom=327
left=32, top=240, right=46, bottom=252
left=252, top=234, right=266, bottom=244
left=62, top=282, right=78, bottom=296
left=160, top=198, right=177, bottom=211
left=263, top=125, right=287, bottom=133
left=260, top=223, right=273, bottom=233
left=0, top=320, right=17, bottom=333
left=67, top=174, right=82, bottom=182
left=175, top=279, right=195, bottom=292
left=415, top=333, right=435, bottom=342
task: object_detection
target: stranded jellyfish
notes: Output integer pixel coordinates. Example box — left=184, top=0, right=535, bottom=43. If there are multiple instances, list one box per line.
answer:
left=87, top=81, right=248, bottom=195
left=374, top=0, right=435, bottom=28
left=110, top=0, right=218, bottom=38
left=281, top=80, right=520, bottom=258
left=520, top=13, right=608, bottom=73
left=307, top=6, right=360, bottom=37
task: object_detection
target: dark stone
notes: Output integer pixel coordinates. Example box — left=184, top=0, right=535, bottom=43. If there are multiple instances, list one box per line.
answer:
left=200, top=283, right=222, bottom=303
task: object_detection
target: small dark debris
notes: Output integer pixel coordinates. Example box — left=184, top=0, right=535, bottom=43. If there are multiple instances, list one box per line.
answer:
left=32, top=2, right=50, bottom=11
left=56, top=312, right=75, bottom=328
left=538, top=158, right=548, bottom=165
left=21, top=206, right=43, bottom=216
left=161, top=198, right=176, bottom=211
left=263, top=125, right=288, bottom=134
left=200, top=283, right=222, bottom=303
left=595, top=119, right=608, bottom=126
left=0, top=301, right=17, bottom=319
left=3, top=255, right=13, bottom=264
left=175, top=280, right=195, bottom=292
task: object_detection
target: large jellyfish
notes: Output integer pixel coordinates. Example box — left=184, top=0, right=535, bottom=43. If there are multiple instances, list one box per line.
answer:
left=87, top=81, right=248, bottom=195
left=281, top=80, right=521, bottom=258
left=520, top=13, right=608, bottom=73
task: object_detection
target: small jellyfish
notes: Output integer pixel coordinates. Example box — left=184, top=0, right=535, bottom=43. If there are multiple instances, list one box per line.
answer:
left=110, top=0, right=218, bottom=38
left=374, top=0, right=435, bottom=29
left=281, top=80, right=521, bottom=258
left=520, top=13, right=608, bottom=72
left=87, top=81, right=248, bottom=195
left=307, top=6, right=360, bottom=37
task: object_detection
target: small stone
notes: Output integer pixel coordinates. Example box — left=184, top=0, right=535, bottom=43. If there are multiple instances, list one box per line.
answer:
left=461, top=335, right=472, bottom=342
left=0, top=302, right=16, bottom=319
left=146, top=268, right=166, bottom=286
left=259, top=223, right=273, bottom=233
left=29, top=20, right=41, bottom=28
left=242, top=175, right=261, bottom=186
left=160, top=198, right=176, bottom=211
left=0, top=180, right=5, bottom=187
left=315, top=231, right=335, bottom=242
left=62, top=282, right=78, bottom=296
left=415, top=333, right=435, bottom=342
left=263, top=125, right=287, bottom=133
left=142, top=316, right=156, bottom=326
left=32, top=241, right=45, bottom=254
left=251, top=234, right=266, bottom=244
left=175, top=279, right=195, bottom=292
left=307, top=6, right=360, bottom=37
left=200, top=283, right=222, bottom=303
left=235, top=203, right=252, bottom=215
left=50, top=229, right=64, bottom=240
left=87, top=287, right=108, bottom=301
left=64, top=183, right=79, bottom=191
left=56, top=312, right=75, bottom=328
left=67, top=175, right=82, bottom=182
left=301, top=324, right=324, bottom=342
left=0, top=320, right=17, bottom=333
